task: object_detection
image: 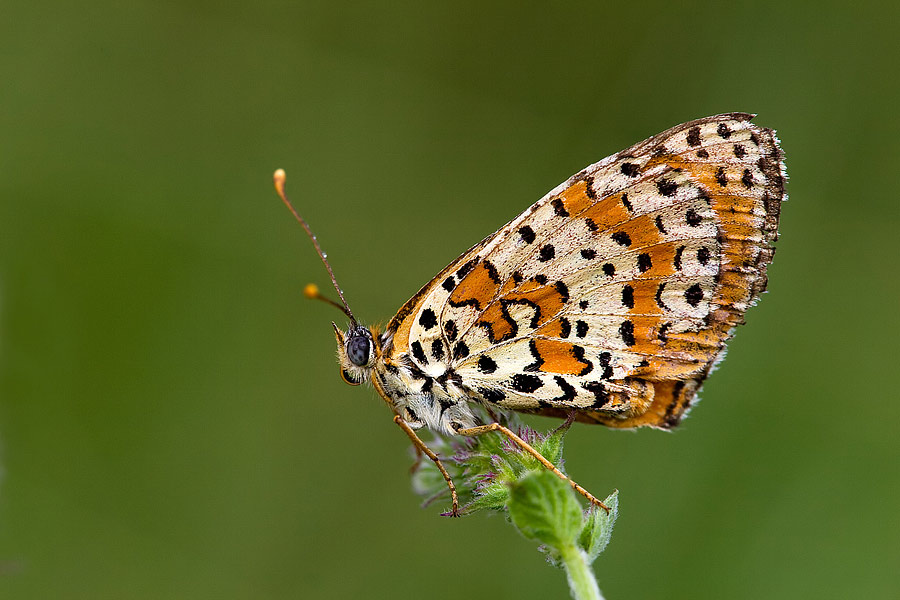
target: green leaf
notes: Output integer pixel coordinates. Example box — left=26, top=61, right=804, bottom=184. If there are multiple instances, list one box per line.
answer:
left=537, top=418, right=572, bottom=468
left=461, top=483, right=509, bottom=514
left=536, top=432, right=564, bottom=469
left=578, top=491, right=619, bottom=562
left=458, top=447, right=496, bottom=470
left=473, top=431, right=505, bottom=456
left=508, top=470, right=582, bottom=549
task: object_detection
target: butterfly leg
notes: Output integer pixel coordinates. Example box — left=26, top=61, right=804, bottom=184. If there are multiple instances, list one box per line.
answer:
left=392, top=415, right=460, bottom=517
left=455, top=422, right=609, bottom=512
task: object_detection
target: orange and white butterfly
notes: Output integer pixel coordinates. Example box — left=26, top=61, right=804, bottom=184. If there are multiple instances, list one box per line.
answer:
left=275, top=113, right=785, bottom=515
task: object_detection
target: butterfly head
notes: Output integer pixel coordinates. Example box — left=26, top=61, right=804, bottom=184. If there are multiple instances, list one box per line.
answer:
left=333, top=323, right=375, bottom=386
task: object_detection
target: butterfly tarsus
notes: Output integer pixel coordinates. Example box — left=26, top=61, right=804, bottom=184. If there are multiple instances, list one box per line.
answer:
left=392, top=415, right=461, bottom=517
left=456, top=422, right=610, bottom=513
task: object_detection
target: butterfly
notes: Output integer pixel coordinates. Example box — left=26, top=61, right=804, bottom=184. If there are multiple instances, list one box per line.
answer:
left=275, top=113, right=786, bottom=515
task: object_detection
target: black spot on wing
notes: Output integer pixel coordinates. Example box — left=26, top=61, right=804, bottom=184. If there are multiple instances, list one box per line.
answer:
left=442, top=276, right=455, bottom=292
left=431, top=339, right=444, bottom=360
left=478, top=355, right=497, bottom=374
left=479, top=387, right=506, bottom=404
left=444, top=319, right=458, bottom=342
left=453, top=341, right=469, bottom=359
left=612, top=231, right=631, bottom=247
left=418, top=308, right=437, bottom=330
left=742, top=168, right=754, bottom=189
left=621, top=285, right=634, bottom=309
left=637, top=253, right=652, bottom=273
left=697, top=247, right=711, bottom=266
left=597, top=352, right=613, bottom=379
left=656, top=179, right=678, bottom=197
left=715, top=167, right=727, bottom=187
left=685, top=208, right=702, bottom=227
left=686, top=126, right=701, bottom=146
left=685, top=283, right=704, bottom=307
left=621, top=162, right=640, bottom=177
left=619, top=320, right=636, bottom=346
left=539, top=244, right=555, bottom=262
left=511, top=374, right=543, bottom=393
left=518, top=226, right=536, bottom=244
left=575, top=320, right=588, bottom=338
left=411, top=341, right=428, bottom=364
left=551, top=197, right=569, bottom=217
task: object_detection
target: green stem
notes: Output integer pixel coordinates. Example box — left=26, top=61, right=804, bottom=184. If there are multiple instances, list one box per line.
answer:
left=559, top=543, right=604, bottom=600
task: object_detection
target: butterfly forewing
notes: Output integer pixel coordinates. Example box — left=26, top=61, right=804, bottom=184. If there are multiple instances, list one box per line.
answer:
left=386, top=113, right=784, bottom=429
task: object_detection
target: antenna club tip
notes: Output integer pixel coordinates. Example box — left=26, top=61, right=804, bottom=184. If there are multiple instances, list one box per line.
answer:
left=273, top=169, right=286, bottom=194
left=303, top=283, right=320, bottom=299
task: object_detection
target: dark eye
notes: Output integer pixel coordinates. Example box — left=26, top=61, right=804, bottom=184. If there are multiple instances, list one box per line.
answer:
left=347, top=334, right=371, bottom=366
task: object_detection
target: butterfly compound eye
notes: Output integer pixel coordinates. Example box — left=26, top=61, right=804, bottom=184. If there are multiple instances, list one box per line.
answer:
left=346, top=332, right=371, bottom=367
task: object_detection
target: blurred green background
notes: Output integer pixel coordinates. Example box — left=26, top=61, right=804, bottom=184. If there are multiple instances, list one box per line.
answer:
left=1, top=1, right=898, bottom=598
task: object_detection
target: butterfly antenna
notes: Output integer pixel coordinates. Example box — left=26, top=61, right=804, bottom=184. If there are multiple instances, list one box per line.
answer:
left=273, top=169, right=357, bottom=324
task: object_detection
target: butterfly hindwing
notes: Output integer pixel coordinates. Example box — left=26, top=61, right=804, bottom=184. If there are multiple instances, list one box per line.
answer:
left=387, top=113, right=784, bottom=429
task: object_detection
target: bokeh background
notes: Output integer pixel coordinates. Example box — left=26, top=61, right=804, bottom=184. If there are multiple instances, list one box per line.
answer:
left=1, top=1, right=898, bottom=598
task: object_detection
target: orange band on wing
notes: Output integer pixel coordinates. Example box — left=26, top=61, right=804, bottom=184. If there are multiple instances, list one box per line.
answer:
left=532, top=339, right=592, bottom=375
left=448, top=260, right=501, bottom=310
